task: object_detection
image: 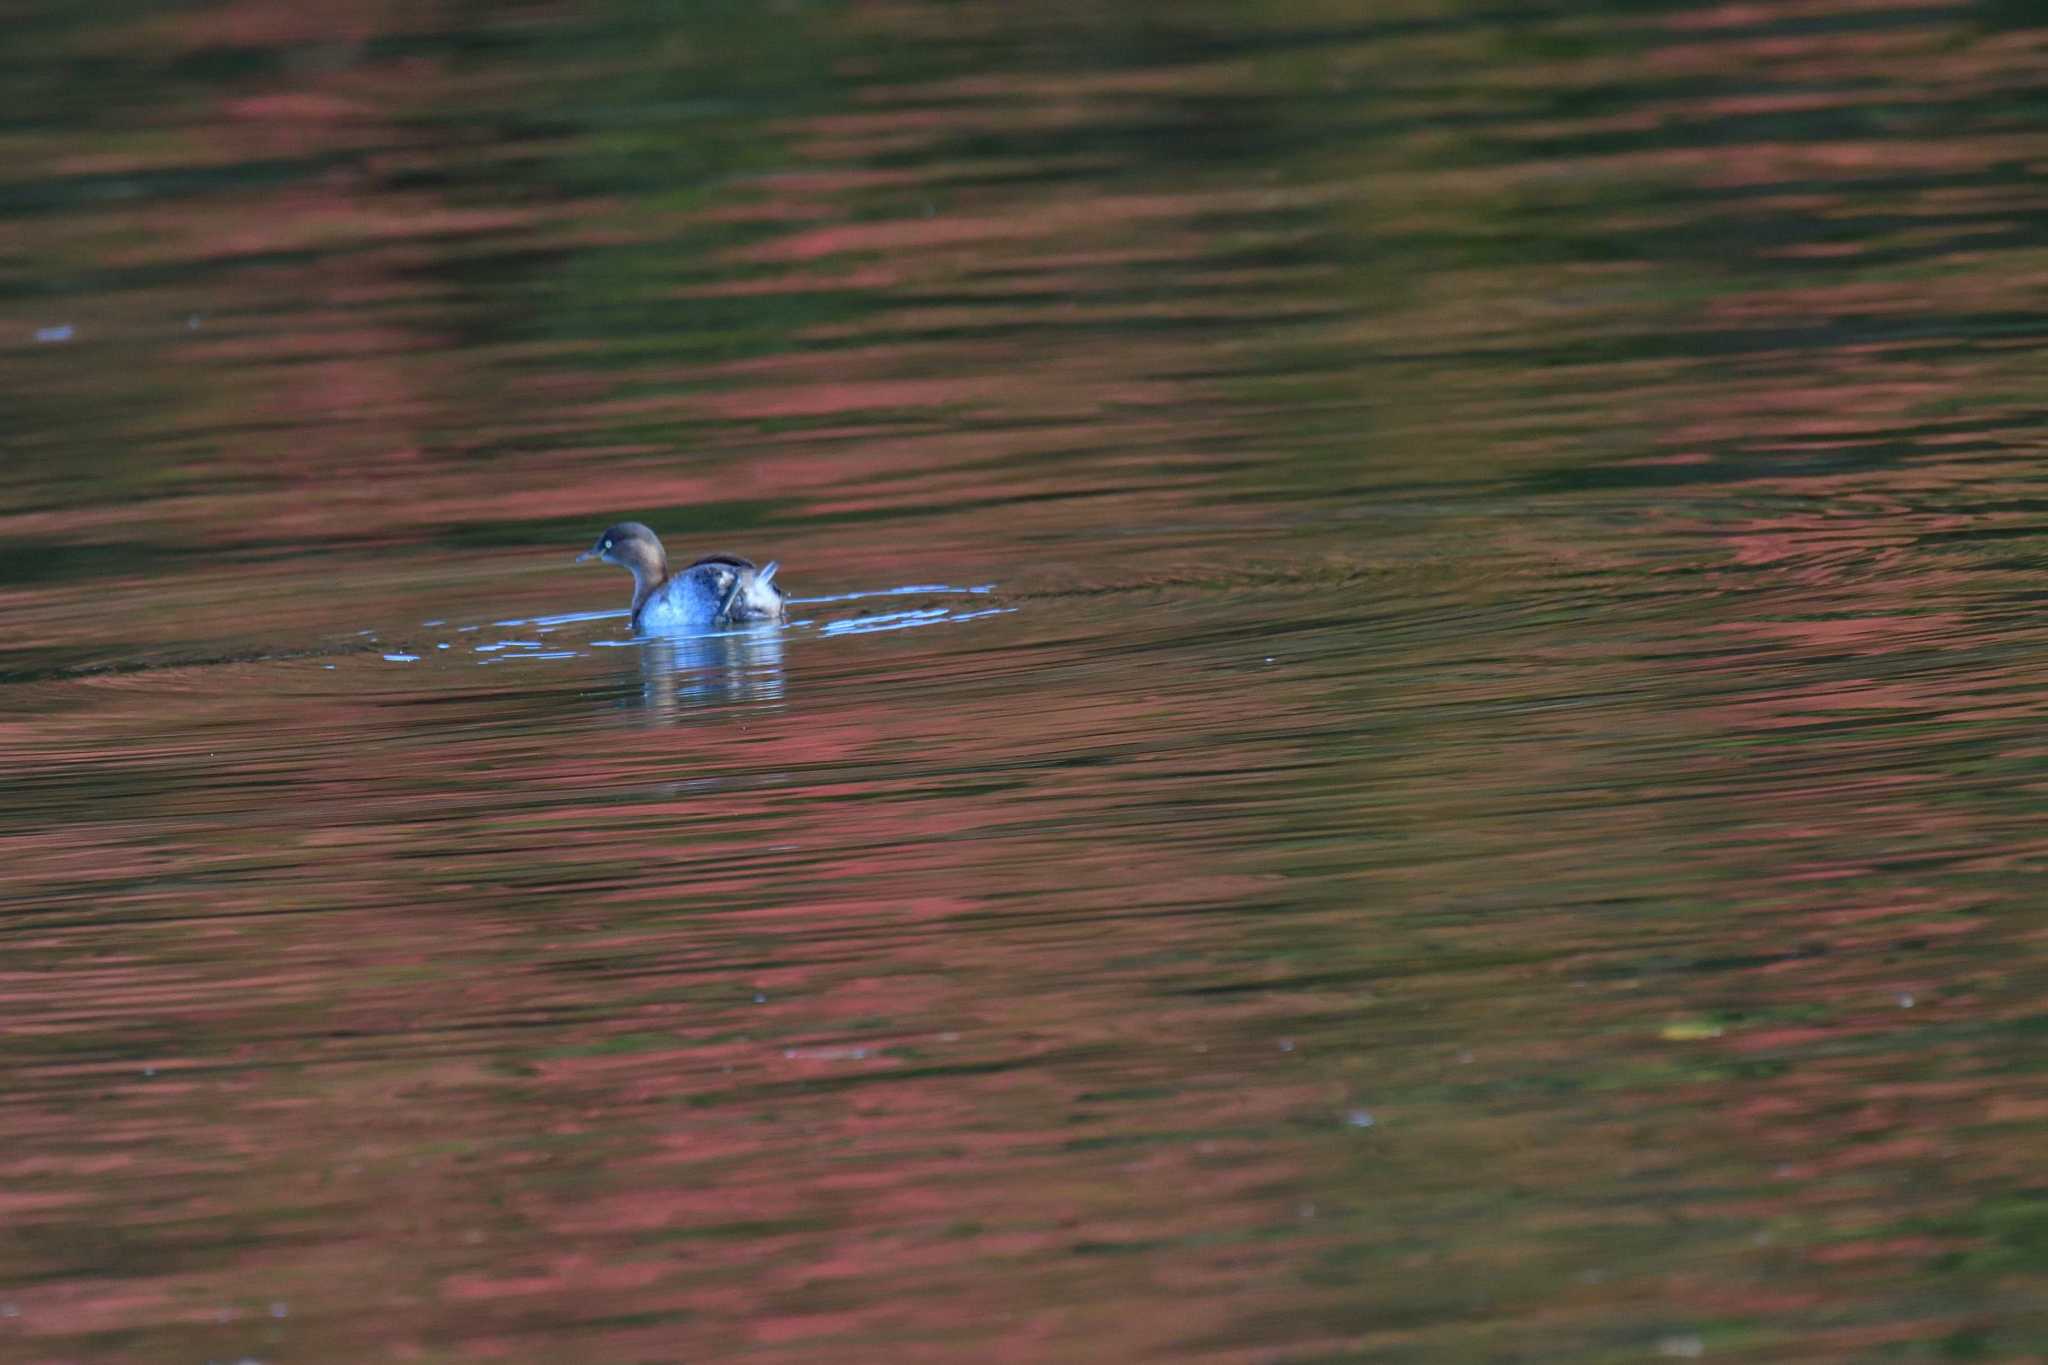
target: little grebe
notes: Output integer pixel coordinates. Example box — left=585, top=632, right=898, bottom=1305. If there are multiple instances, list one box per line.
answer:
left=576, top=522, right=786, bottom=633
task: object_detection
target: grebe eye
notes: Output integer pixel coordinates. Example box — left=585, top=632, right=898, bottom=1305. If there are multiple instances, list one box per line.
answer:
left=603, top=539, right=612, bottom=551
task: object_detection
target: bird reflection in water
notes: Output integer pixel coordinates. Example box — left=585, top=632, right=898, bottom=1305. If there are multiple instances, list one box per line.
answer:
left=632, top=622, right=787, bottom=721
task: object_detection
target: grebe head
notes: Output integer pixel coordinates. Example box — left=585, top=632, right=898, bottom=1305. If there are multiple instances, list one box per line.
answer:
left=576, top=522, right=668, bottom=580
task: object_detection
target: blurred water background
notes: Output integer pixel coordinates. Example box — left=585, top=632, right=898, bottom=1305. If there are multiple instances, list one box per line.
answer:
left=4, top=1, right=2048, bottom=1360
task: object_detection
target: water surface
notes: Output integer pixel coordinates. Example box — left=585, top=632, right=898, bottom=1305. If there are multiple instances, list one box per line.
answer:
left=5, top=1, right=2048, bottom=1360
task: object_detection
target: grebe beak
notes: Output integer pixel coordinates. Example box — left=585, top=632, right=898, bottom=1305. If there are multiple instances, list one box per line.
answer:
left=574, top=548, right=598, bottom=563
